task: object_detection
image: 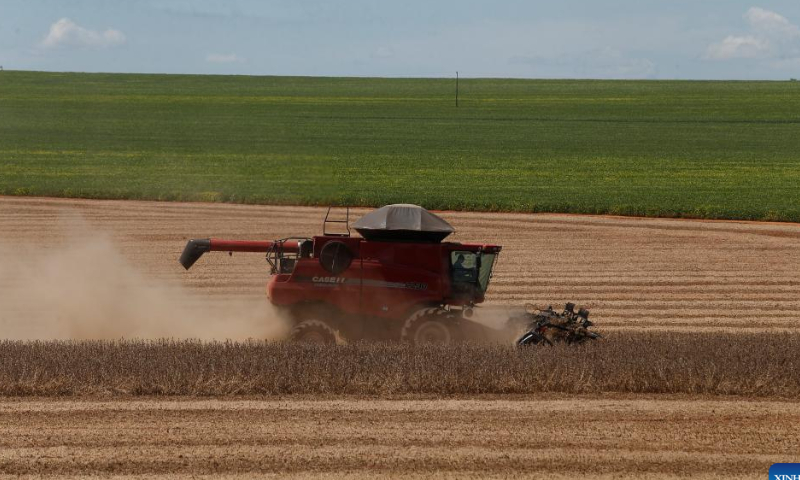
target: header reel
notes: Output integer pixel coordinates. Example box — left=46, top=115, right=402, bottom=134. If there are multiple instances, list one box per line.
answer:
left=516, top=302, right=601, bottom=346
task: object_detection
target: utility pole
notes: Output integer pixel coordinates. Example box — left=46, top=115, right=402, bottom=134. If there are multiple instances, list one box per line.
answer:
left=455, top=71, right=459, bottom=107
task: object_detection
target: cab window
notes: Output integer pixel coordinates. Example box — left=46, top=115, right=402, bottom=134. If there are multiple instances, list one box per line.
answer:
left=451, top=251, right=478, bottom=283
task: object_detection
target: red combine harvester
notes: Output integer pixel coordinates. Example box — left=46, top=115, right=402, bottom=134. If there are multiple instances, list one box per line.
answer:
left=180, top=204, right=599, bottom=344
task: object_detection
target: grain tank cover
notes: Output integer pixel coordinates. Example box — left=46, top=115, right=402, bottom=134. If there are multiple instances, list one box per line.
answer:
left=353, top=204, right=454, bottom=242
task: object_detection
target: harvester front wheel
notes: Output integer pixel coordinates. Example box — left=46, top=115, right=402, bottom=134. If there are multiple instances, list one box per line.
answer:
left=290, top=320, right=337, bottom=344
left=401, top=308, right=455, bottom=344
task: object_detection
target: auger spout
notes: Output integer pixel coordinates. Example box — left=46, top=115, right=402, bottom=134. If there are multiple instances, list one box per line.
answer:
left=179, top=238, right=299, bottom=270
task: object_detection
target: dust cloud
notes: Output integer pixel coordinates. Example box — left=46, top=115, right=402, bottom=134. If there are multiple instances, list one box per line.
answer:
left=0, top=222, right=289, bottom=341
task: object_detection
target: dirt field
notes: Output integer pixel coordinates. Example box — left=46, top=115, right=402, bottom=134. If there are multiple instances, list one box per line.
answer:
left=1, top=196, right=799, bottom=334
left=0, top=396, right=797, bottom=479
left=1, top=197, right=799, bottom=477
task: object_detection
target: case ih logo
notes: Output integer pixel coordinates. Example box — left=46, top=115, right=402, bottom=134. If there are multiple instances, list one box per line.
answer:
left=312, top=276, right=346, bottom=284
left=305, top=276, right=427, bottom=291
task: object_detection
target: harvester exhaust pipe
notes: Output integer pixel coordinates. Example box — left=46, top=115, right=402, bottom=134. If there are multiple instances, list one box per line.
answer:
left=179, top=239, right=212, bottom=270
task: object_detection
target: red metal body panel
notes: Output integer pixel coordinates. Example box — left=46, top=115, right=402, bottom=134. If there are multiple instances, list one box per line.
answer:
left=263, top=236, right=501, bottom=322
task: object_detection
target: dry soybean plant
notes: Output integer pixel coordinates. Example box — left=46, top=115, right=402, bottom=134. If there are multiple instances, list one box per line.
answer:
left=0, top=332, right=797, bottom=397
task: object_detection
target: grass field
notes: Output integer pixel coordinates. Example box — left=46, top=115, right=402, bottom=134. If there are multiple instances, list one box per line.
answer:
left=2, top=334, right=798, bottom=397
left=1, top=71, right=800, bottom=221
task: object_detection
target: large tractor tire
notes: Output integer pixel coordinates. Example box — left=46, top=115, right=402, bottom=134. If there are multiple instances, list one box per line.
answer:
left=401, top=308, right=456, bottom=344
left=290, top=320, right=338, bottom=344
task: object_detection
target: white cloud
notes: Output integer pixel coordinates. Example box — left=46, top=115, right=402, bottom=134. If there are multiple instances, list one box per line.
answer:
left=206, top=53, right=245, bottom=63
left=41, top=18, right=125, bottom=49
left=706, top=35, right=770, bottom=60
left=745, top=7, right=800, bottom=38
left=706, top=7, right=800, bottom=61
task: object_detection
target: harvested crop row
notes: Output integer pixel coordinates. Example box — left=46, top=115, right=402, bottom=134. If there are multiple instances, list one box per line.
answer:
left=2, top=397, right=796, bottom=478
left=2, top=196, right=798, bottom=335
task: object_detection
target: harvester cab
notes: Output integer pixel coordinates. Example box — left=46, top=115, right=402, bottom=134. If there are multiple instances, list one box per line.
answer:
left=179, top=204, right=599, bottom=345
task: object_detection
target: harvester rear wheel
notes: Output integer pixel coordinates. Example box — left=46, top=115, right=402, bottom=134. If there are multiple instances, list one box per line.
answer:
left=401, top=308, right=455, bottom=344
left=290, top=320, right=337, bottom=344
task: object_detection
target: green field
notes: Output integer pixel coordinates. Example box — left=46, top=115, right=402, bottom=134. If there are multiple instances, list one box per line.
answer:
left=1, top=71, right=799, bottom=220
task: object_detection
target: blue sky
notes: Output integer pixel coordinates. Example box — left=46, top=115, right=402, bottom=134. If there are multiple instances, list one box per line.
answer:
left=1, top=0, right=799, bottom=79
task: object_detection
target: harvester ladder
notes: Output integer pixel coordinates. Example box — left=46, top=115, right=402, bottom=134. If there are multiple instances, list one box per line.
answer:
left=323, top=206, right=351, bottom=237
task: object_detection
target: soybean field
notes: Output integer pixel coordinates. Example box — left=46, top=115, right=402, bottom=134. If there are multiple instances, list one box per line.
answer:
left=2, top=71, right=800, bottom=221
